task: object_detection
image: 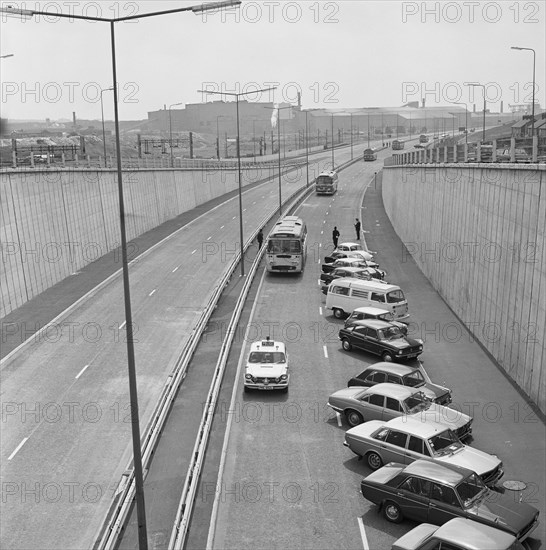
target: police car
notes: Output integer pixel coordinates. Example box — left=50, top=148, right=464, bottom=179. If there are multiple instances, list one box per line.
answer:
left=244, top=337, right=289, bottom=392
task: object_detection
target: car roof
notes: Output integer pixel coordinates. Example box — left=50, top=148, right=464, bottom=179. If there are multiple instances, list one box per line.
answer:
left=352, top=307, right=391, bottom=315
left=334, top=267, right=371, bottom=273
left=363, top=382, right=416, bottom=398
left=349, top=319, right=395, bottom=329
left=403, top=459, right=472, bottom=486
left=248, top=340, right=286, bottom=353
left=383, top=416, right=451, bottom=438
left=359, top=363, right=415, bottom=375
left=338, top=242, right=361, bottom=247
left=332, top=279, right=399, bottom=291
left=432, top=518, right=517, bottom=547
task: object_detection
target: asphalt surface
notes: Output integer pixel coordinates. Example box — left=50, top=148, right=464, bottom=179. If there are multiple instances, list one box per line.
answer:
left=209, top=148, right=546, bottom=549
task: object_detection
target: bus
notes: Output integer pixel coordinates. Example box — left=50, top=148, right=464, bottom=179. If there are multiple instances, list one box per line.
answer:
left=265, top=216, right=307, bottom=273
left=315, top=171, right=338, bottom=195
left=391, top=140, right=404, bottom=150
left=363, top=148, right=377, bottom=161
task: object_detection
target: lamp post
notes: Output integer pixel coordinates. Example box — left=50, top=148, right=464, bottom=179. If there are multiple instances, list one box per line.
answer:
left=449, top=101, right=468, bottom=145
left=100, top=87, right=114, bottom=167
left=511, top=46, right=536, bottom=138
left=1, top=3, right=242, bottom=549
left=466, top=83, right=486, bottom=142
left=331, top=113, right=335, bottom=169
left=304, top=110, right=310, bottom=187
left=199, top=86, right=277, bottom=277
left=168, top=101, right=184, bottom=167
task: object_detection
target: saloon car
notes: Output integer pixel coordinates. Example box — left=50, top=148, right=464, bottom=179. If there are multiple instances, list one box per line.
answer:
left=360, top=460, right=539, bottom=541
left=244, top=337, right=289, bottom=392
left=321, top=266, right=385, bottom=286
left=328, top=383, right=473, bottom=439
left=363, top=148, right=377, bottom=161
left=391, top=518, right=525, bottom=550
left=346, top=362, right=452, bottom=405
left=344, top=307, right=402, bottom=329
left=344, top=417, right=502, bottom=485
left=324, top=243, right=374, bottom=263
left=339, top=320, right=423, bottom=362
left=321, top=256, right=380, bottom=274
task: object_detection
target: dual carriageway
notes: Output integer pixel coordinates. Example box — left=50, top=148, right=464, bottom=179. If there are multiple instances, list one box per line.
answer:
left=1, top=141, right=544, bottom=549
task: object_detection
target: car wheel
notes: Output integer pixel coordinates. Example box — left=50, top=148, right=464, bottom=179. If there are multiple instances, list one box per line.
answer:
left=345, top=409, right=363, bottom=427
left=342, top=338, right=352, bottom=351
left=367, top=452, right=383, bottom=471
left=383, top=500, right=403, bottom=523
left=333, top=308, right=344, bottom=319
left=382, top=351, right=394, bottom=362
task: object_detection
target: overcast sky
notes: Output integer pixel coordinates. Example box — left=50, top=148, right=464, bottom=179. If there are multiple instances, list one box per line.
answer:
left=1, top=0, right=545, bottom=121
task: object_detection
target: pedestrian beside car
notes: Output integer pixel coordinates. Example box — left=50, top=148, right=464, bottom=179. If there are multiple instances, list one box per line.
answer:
left=332, top=226, right=340, bottom=248
left=257, top=228, right=264, bottom=249
left=354, top=219, right=361, bottom=240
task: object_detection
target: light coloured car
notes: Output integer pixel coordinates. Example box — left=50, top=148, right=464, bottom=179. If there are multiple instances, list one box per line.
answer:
left=328, top=382, right=473, bottom=439
left=344, top=416, right=502, bottom=485
left=392, top=518, right=525, bottom=550
left=244, top=337, right=289, bottom=392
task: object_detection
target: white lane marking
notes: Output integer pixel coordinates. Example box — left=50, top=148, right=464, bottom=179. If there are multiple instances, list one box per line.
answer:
left=220, top=225, right=225, bottom=229
left=319, top=307, right=323, bottom=316
left=232, top=216, right=236, bottom=219
left=357, top=517, right=370, bottom=550
left=320, top=230, right=323, bottom=235
left=336, top=412, right=342, bottom=427
left=319, top=243, right=322, bottom=248
left=172, top=266, right=179, bottom=273
left=8, top=437, right=29, bottom=461
left=323, top=345, right=328, bottom=358
left=75, top=364, right=89, bottom=379
left=149, top=289, right=157, bottom=297
left=192, top=250, right=197, bottom=255
left=119, top=320, right=126, bottom=330
left=207, top=236, right=212, bottom=241
left=243, top=208, right=247, bottom=212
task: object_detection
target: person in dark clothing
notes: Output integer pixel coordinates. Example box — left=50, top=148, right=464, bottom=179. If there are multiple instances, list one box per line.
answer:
left=257, top=228, right=264, bottom=249
left=332, top=226, right=340, bottom=248
left=354, top=219, right=361, bottom=240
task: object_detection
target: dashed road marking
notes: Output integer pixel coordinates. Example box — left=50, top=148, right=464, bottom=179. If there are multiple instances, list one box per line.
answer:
left=172, top=266, right=179, bottom=273
left=119, top=320, right=126, bottom=330
left=8, top=438, right=29, bottom=461
left=149, top=289, right=157, bottom=297
left=192, top=250, right=197, bottom=255
left=357, top=517, right=370, bottom=550
left=75, top=364, right=89, bottom=379
left=336, top=412, right=342, bottom=427
left=323, top=345, right=328, bottom=358
left=319, top=307, right=323, bottom=316
left=207, top=236, right=212, bottom=241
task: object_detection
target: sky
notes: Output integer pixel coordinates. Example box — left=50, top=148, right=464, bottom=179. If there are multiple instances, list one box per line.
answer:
left=1, top=0, right=545, bottom=121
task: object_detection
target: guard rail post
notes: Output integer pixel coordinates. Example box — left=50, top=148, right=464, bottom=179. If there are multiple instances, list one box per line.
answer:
left=510, top=137, right=516, bottom=162
left=532, top=135, right=538, bottom=162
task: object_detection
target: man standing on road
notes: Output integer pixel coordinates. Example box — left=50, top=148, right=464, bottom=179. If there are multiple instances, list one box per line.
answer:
left=354, top=219, right=361, bottom=240
left=332, top=226, right=340, bottom=248
left=257, top=228, right=264, bottom=250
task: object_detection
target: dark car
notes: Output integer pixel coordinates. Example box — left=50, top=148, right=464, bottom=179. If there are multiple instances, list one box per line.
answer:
left=339, top=319, right=423, bottom=362
left=360, top=460, right=539, bottom=541
left=321, top=257, right=380, bottom=274
left=347, top=362, right=451, bottom=405
left=320, top=267, right=386, bottom=294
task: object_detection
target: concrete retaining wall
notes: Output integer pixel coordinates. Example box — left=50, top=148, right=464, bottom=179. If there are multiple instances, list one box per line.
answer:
left=382, top=164, right=545, bottom=413
left=0, top=165, right=278, bottom=317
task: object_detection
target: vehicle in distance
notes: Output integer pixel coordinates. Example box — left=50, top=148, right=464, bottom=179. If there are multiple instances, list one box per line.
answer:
left=324, top=243, right=374, bottom=263
left=360, top=460, right=539, bottom=541
left=344, top=307, right=402, bottom=329
left=244, top=337, right=289, bottom=392
left=315, top=170, right=339, bottom=195
left=391, top=517, right=525, bottom=550
left=363, top=148, right=377, bottom=161
left=328, top=382, right=473, bottom=437
left=419, top=134, right=429, bottom=143
left=322, top=255, right=380, bottom=271
left=496, top=148, right=531, bottom=163
left=346, top=362, right=452, bottom=405
left=339, top=319, right=422, bottom=362
left=344, top=417, right=502, bottom=484
left=321, top=266, right=385, bottom=287
left=265, top=216, right=307, bottom=273
left=392, top=140, right=405, bottom=150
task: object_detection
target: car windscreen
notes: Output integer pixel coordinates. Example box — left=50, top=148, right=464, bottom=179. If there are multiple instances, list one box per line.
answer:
left=378, top=326, right=404, bottom=340
left=402, top=370, right=425, bottom=387
left=248, top=351, right=286, bottom=364
left=428, top=430, right=463, bottom=456
left=386, top=290, right=405, bottom=303
left=317, top=176, right=333, bottom=185
left=456, top=473, right=487, bottom=508
left=403, top=392, right=429, bottom=413
left=267, top=239, right=301, bottom=254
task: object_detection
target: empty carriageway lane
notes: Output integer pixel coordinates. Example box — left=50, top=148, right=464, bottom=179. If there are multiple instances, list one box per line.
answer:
left=0, top=141, right=372, bottom=550
left=209, top=158, right=389, bottom=550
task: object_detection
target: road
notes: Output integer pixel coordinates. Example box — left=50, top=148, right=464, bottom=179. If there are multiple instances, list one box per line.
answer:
left=209, top=148, right=546, bottom=549
left=0, top=141, right=375, bottom=549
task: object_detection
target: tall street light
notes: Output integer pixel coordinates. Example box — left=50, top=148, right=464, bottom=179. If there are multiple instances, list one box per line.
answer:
left=511, top=46, right=536, bottom=138
left=449, top=101, right=468, bottom=145
left=1, top=3, right=242, bottom=549
left=304, top=110, right=310, bottom=187
left=199, top=86, right=277, bottom=277
left=100, top=87, right=114, bottom=168
left=330, top=113, right=335, bottom=169
left=466, top=83, right=486, bottom=143
left=169, top=101, right=184, bottom=167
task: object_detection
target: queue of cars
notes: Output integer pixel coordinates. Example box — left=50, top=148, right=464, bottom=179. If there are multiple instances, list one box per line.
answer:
left=318, top=241, right=540, bottom=546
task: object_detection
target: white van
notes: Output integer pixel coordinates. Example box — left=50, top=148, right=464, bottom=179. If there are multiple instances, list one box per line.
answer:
left=325, top=278, right=409, bottom=321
